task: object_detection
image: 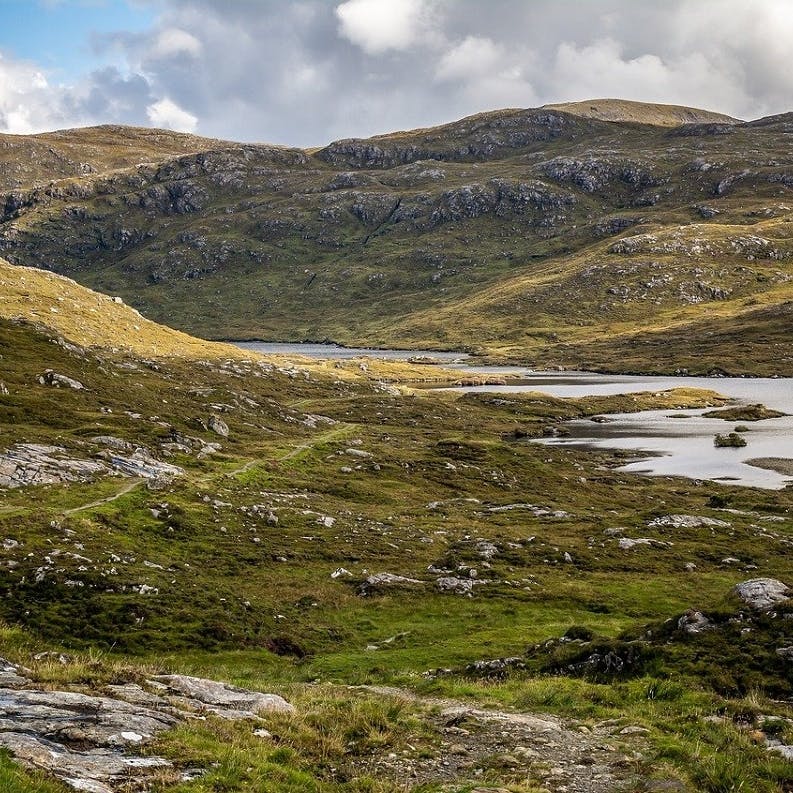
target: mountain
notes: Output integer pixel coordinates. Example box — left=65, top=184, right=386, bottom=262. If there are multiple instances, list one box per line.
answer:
left=1, top=102, right=792, bottom=375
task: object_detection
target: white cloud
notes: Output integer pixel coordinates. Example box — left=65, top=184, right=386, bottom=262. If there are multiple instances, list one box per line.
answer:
left=0, top=52, right=79, bottom=133
left=335, top=0, right=434, bottom=54
left=4, top=1, right=793, bottom=144
left=435, top=36, right=502, bottom=81
left=146, top=97, right=198, bottom=132
left=149, top=28, right=202, bottom=58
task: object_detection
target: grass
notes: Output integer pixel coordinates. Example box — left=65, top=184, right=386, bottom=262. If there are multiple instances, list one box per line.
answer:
left=0, top=300, right=792, bottom=790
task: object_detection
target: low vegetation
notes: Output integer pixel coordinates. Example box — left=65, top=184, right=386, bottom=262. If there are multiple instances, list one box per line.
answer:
left=704, top=404, right=786, bottom=422
left=0, top=272, right=792, bottom=791
left=714, top=432, right=748, bottom=448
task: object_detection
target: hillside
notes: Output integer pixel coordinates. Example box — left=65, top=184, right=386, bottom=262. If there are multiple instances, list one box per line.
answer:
left=0, top=125, right=230, bottom=192
left=0, top=256, right=242, bottom=358
left=1, top=101, right=792, bottom=374
left=542, top=98, right=740, bottom=126
left=2, top=258, right=793, bottom=793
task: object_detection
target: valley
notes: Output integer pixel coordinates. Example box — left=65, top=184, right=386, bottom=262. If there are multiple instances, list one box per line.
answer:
left=0, top=99, right=792, bottom=793
left=0, top=255, right=792, bottom=792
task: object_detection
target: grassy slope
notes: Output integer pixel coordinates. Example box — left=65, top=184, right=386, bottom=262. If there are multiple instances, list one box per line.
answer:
left=0, top=125, right=232, bottom=192
left=1, top=103, right=792, bottom=373
left=543, top=98, right=739, bottom=125
left=1, top=272, right=793, bottom=791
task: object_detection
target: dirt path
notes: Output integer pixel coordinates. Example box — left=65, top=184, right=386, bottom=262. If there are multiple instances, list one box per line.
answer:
left=226, top=423, right=355, bottom=477
left=355, top=685, right=648, bottom=793
left=62, top=478, right=144, bottom=516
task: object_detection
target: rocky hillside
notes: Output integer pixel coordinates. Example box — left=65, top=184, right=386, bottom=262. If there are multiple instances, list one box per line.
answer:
left=1, top=102, right=792, bottom=373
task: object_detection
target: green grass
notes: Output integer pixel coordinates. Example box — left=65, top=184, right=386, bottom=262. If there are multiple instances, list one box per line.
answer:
left=1, top=316, right=793, bottom=790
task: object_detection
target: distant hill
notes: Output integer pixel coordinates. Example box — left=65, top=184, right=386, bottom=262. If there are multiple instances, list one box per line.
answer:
left=1, top=99, right=792, bottom=375
left=542, top=98, right=740, bottom=126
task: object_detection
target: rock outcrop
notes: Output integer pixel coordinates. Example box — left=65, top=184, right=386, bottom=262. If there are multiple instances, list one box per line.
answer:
left=732, top=578, right=790, bottom=610
left=0, top=442, right=183, bottom=489
left=0, top=657, right=293, bottom=792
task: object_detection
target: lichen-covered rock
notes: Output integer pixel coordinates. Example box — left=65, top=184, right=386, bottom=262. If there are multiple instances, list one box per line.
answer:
left=152, top=674, right=294, bottom=717
left=732, top=578, right=790, bottom=610
left=358, top=572, right=423, bottom=596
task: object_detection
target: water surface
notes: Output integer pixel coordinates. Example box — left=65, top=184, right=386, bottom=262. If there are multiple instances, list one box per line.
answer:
left=235, top=341, right=467, bottom=363
left=449, top=370, right=793, bottom=489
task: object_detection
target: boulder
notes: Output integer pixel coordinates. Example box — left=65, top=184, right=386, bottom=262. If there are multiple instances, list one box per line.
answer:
left=38, top=369, right=84, bottom=389
left=677, top=610, right=712, bottom=634
left=436, top=576, right=476, bottom=595
left=732, top=578, right=790, bottom=610
left=208, top=414, right=229, bottom=437
left=152, top=674, right=294, bottom=718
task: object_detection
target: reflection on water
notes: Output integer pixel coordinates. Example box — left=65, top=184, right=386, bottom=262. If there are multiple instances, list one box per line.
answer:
left=232, top=345, right=791, bottom=490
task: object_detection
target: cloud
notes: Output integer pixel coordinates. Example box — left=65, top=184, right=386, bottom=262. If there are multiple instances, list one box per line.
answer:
left=3, top=0, right=793, bottom=144
left=0, top=52, right=62, bottom=134
left=146, top=97, right=198, bottom=132
left=335, top=0, right=435, bottom=54
left=149, top=28, right=202, bottom=59
left=435, top=36, right=502, bottom=81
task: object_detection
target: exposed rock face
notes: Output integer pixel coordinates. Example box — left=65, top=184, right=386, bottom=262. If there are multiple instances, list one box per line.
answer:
left=618, top=537, right=670, bottom=550
left=152, top=675, right=294, bottom=718
left=435, top=576, right=488, bottom=595
left=0, top=444, right=106, bottom=488
left=0, top=733, right=172, bottom=793
left=732, top=578, right=790, bottom=610
left=0, top=442, right=183, bottom=489
left=647, top=514, right=731, bottom=529
left=0, top=658, right=294, bottom=792
left=358, top=572, right=424, bottom=596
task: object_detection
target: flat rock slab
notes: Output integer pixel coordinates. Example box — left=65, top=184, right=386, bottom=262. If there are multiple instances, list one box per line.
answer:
left=0, top=687, right=178, bottom=746
left=151, top=674, right=295, bottom=718
left=0, top=660, right=293, bottom=792
left=0, top=732, right=171, bottom=793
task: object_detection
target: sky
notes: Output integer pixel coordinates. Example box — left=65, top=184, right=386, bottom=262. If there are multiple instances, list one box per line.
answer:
left=1, top=0, right=792, bottom=146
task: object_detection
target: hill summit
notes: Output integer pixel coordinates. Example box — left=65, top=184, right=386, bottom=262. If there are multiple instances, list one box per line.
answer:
left=542, top=98, right=740, bottom=126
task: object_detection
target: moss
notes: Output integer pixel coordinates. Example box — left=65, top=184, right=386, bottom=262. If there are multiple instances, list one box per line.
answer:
left=714, top=432, right=748, bottom=448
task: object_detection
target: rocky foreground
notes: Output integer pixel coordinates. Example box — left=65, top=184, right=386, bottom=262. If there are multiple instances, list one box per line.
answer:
left=0, top=658, right=292, bottom=792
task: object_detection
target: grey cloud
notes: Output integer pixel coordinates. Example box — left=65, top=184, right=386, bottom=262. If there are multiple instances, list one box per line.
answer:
left=3, top=0, right=793, bottom=141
